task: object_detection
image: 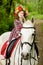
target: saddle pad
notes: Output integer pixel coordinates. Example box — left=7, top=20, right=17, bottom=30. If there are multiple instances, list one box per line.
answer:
left=0, top=41, right=9, bottom=58
left=0, top=36, right=21, bottom=58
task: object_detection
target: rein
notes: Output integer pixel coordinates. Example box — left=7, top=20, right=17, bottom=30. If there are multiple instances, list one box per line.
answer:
left=21, top=42, right=38, bottom=62
left=21, top=42, right=32, bottom=47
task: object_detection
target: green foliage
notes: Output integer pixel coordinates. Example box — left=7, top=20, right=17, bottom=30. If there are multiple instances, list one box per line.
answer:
left=0, top=6, right=14, bottom=34
left=8, top=15, right=14, bottom=31
left=25, top=3, right=32, bottom=12
left=29, top=2, right=36, bottom=11
left=0, top=23, right=9, bottom=34
left=38, top=0, right=43, bottom=14
left=27, top=12, right=43, bottom=20
left=0, top=0, right=43, bottom=35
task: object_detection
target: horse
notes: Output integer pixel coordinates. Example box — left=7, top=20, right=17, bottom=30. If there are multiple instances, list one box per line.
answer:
left=0, top=20, right=38, bottom=65
left=0, top=32, right=11, bottom=65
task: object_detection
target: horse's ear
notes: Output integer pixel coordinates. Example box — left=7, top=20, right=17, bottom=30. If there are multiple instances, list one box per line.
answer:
left=31, top=17, right=34, bottom=23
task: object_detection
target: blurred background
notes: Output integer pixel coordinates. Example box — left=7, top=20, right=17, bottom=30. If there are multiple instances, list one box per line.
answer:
left=0, top=0, right=43, bottom=34
left=0, top=1, right=43, bottom=65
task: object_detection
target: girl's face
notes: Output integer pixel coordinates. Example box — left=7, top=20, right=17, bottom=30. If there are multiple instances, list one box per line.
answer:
left=18, top=11, right=24, bottom=18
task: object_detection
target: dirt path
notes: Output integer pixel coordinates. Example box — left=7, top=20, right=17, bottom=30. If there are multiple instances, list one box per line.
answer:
left=35, top=20, right=43, bottom=65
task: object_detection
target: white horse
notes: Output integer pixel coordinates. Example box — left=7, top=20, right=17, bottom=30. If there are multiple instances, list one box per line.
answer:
left=0, top=20, right=38, bottom=65
left=0, top=32, right=11, bottom=65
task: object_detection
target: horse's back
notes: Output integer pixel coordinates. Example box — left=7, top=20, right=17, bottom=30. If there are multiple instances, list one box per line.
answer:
left=0, top=32, right=11, bottom=54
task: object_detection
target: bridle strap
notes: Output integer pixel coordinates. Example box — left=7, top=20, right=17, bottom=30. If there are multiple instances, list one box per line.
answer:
left=21, top=27, right=35, bottom=47
left=22, top=27, right=35, bottom=29
left=21, top=42, right=32, bottom=47
left=31, top=56, right=38, bottom=61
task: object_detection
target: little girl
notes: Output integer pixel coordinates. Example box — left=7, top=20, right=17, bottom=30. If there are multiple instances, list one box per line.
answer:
left=9, top=5, right=28, bottom=42
left=6, top=5, right=28, bottom=58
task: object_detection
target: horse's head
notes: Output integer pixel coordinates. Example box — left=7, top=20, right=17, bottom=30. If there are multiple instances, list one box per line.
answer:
left=20, top=20, right=35, bottom=60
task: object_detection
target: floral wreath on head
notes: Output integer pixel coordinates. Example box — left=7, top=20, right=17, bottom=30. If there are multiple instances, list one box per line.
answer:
left=14, top=5, right=29, bottom=17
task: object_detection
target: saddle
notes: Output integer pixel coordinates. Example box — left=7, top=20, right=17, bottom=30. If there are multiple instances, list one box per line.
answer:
left=6, top=36, right=21, bottom=58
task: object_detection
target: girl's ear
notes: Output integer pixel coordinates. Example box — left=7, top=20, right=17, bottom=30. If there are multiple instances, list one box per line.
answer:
left=31, top=17, right=34, bottom=23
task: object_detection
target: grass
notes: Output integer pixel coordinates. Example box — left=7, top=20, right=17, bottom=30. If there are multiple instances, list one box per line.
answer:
left=27, top=12, right=43, bottom=20
left=41, top=22, right=43, bottom=32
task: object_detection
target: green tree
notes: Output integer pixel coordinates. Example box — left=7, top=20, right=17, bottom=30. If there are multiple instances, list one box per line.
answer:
left=38, top=0, right=43, bottom=14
